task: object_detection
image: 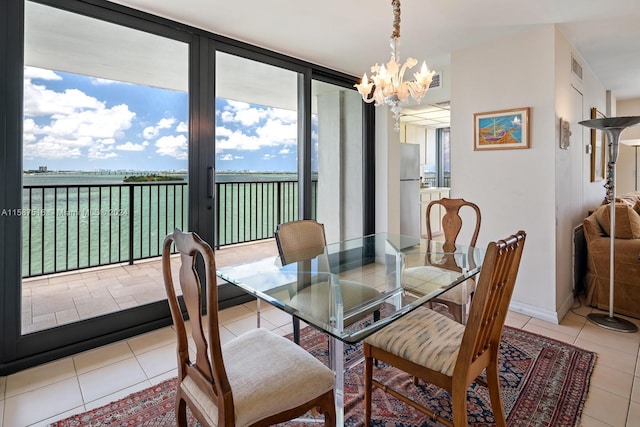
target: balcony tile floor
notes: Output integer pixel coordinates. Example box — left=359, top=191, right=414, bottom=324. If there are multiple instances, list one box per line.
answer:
left=3, top=240, right=640, bottom=426
left=21, top=239, right=280, bottom=334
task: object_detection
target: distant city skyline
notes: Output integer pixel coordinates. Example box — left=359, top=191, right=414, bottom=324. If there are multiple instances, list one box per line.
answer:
left=23, top=66, right=311, bottom=173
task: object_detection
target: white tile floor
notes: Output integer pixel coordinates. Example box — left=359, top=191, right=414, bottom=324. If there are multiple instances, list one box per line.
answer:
left=1, top=297, right=640, bottom=426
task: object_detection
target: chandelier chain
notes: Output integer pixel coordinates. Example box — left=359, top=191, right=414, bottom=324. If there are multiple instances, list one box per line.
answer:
left=392, top=0, right=401, bottom=40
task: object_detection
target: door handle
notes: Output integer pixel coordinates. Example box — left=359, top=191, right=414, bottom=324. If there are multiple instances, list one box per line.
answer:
left=208, top=166, right=214, bottom=199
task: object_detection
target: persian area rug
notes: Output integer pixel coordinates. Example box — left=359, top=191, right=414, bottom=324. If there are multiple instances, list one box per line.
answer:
left=51, top=326, right=596, bottom=427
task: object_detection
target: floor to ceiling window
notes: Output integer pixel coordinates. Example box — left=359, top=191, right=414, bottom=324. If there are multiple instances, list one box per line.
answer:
left=214, top=51, right=300, bottom=247
left=21, top=1, right=189, bottom=335
left=0, top=0, right=373, bottom=375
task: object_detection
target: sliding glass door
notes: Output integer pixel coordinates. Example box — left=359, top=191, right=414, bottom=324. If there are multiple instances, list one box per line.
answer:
left=21, top=1, right=190, bottom=335
left=0, top=0, right=372, bottom=374
left=214, top=51, right=300, bottom=249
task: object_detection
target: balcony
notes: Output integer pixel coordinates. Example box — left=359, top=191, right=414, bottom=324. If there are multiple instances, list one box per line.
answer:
left=20, top=178, right=313, bottom=334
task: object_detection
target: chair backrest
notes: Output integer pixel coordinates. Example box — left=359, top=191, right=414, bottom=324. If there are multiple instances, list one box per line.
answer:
left=275, top=219, right=327, bottom=265
left=426, top=198, right=481, bottom=252
left=162, top=229, right=234, bottom=423
left=455, top=231, right=526, bottom=375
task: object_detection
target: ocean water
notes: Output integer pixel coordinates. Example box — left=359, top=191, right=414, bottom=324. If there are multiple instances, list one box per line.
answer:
left=20, top=172, right=303, bottom=277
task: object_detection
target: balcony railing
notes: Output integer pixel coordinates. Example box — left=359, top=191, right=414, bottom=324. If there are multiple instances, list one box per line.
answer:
left=22, top=180, right=316, bottom=278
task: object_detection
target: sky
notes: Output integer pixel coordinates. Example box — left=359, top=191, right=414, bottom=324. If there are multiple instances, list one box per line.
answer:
left=23, top=66, right=308, bottom=173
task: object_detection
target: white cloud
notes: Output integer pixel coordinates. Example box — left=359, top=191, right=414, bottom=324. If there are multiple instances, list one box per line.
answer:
left=263, top=154, right=276, bottom=160
left=88, top=138, right=118, bottom=160
left=143, top=126, right=158, bottom=139
left=24, top=66, right=62, bottom=81
left=24, top=83, right=105, bottom=117
left=157, top=117, right=176, bottom=129
left=220, top=110, right=235, bottom=123
left=256, top=118, right=297, bottom=146
left=156, top=134, right=188, bottom=160
left=219, top=101, right=273, bottom=126
left=219, top=154, right=234, bottom=161
left=91, top=77, right=118, bottom=85
left=24, top=139, right=83, bottom=159
left=176, top=121, right=188, bottom=133
left=226, top=100, right=250, bottom=111
left=279, top=148, right=291, bottom=154
left=143, top=117, right=177, bottom=139
left=235, top=107, right=266, bottom=126
left=216, top=102, right=297, bottom=156
left=23, top=67, right=136, bottom=163
left=116, top=141, right=147, bottom=151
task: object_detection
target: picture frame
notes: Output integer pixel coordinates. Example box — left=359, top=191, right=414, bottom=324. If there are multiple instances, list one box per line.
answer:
left=590, top=107, right=606, bottom=182
left=474, top=107, right=530, bottom=151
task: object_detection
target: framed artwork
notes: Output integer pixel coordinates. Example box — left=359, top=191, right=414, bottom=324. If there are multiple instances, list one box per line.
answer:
left=590, top=107, right=606, bottom=182
left=474, top=107, right=530, bottom=151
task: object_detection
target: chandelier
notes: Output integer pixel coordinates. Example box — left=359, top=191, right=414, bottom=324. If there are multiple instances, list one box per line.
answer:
left=354, top=0, right=436, bottom=132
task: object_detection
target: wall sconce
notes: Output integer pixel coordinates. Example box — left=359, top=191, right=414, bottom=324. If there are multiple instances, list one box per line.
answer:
left=560, top=118, right=571, bottom=150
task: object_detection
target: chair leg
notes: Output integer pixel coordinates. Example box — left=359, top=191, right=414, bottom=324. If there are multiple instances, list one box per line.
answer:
left=451, top=386, right=468, bottom=427
left=293, top=317, right=300, bottom=345
left=486, top=359, right=507, bottom=427
left=322, top=391, right=337, bottom=427
left=176, top=395, right=187, bottom=427
left=364, top=349, right=373, bottom=427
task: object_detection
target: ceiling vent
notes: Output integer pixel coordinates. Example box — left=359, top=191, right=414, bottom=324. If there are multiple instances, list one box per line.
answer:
left=429, top=72, right=442, bottom=89
left=571, top=56, right=583, bottom=80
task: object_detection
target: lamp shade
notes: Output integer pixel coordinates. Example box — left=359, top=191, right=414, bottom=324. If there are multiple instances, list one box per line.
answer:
left=621, top=138, right=640, bottom=147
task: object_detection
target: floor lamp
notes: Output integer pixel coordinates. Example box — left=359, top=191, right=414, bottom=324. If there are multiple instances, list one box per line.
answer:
left=579, top=116, right=640, bottom=333
left=621, top=138, right=640, bottom=191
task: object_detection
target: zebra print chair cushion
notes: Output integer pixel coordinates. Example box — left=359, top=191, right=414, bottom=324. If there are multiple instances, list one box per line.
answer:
left=364, top=306, right=464, bottom=376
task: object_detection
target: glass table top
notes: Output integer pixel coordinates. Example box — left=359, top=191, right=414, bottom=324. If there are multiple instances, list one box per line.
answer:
left=217, top=233, right=485, bottom=343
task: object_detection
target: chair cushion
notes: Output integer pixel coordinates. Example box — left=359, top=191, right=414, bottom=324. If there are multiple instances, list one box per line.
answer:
left=290, top=280, right=380, bottom=324
left=365, top=306, right=464, bottom=376
left=179, top=328, right=334, bottom=427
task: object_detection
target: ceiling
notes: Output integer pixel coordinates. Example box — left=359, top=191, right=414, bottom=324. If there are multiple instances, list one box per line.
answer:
left=39, top=0, right=640, bottom=128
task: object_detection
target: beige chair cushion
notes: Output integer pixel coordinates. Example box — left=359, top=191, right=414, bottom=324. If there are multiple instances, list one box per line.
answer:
left=365, top=306, right=464, bottom=376
left=180, top=328, right=334, bottom=427
left=290, top=280, right=380, bottom=324
left=594, top=202, right=640, bottom=239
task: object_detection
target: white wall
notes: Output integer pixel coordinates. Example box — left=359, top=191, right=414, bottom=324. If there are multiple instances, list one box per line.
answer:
left=553, top=29, right=581, bottom=318
left=376, top=25, right=610, bottom=322
left=450, top=25, right=561, bottom=322
left=450, top=25, right=612, bottom=322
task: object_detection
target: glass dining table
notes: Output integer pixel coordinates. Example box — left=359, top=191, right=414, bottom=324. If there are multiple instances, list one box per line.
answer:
left=216, top=232, right=485, bottom=424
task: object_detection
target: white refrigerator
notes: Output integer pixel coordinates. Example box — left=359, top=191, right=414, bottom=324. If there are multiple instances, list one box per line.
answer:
left=400, top=143, right=421, bottom=237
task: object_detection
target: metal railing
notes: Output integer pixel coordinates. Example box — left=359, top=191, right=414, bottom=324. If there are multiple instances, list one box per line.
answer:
left=22, top=183, right=188, bottom=277
left=22, top=179, right=316, bottom=278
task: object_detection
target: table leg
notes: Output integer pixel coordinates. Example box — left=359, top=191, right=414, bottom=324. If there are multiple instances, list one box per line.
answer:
left=329, top=335, right=345, bottom=425
left=256, top=298, right=261, bottom=328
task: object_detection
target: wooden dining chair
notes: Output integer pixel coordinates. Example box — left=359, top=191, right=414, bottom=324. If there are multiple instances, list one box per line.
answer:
left=425, top=197, right=481, bottom=322
left=364, top=230, right=526, bottom=427
left=162, top=229, right=336, bottom=427
left=275, top=219, right=381, bottom=344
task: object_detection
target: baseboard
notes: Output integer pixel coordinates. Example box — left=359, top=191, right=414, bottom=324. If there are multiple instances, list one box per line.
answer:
left=508, top=300, right=561, bottom=324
